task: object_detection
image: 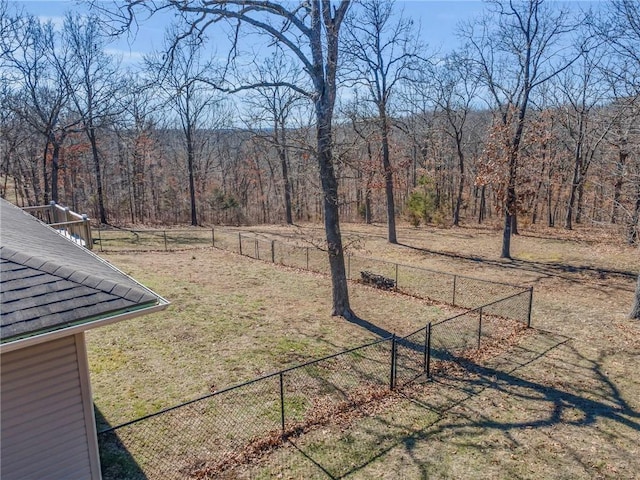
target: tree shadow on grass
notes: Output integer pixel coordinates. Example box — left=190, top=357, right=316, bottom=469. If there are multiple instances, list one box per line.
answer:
left=94, top=407, right=147, bottom=480
left=286, top=330, right=639, bottom=479
left=398, top=242, right=636, bottom=289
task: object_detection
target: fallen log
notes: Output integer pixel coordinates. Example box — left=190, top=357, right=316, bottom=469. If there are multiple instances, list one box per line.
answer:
left=361, top=271, right=396, bottom=290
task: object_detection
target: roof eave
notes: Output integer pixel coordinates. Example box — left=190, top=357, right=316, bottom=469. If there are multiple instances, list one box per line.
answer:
left=0, top=299, right=170, bottom=354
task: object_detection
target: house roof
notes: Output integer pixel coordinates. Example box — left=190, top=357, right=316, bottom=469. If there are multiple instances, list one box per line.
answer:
left=1, top=199, right=168, bottom=346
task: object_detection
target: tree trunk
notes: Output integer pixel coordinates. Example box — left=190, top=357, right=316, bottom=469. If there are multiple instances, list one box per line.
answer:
left=565, top=157, right=580, bottom=230
left=631, top=274, right=640, bottom=319
left=531, top=178, right=544, bottom=225
left=50, top=140, right=61, bottom=204
left=501, top=180, right=517, bottom=258
left=502, top=161, right=517, bottom=254
left=317, top=113, right=352, bottom=317
left=365, top=188, right=372, bottom=224
left=575, top=181, right=585, bottom=225
left=313, top=2, right=353, bottom=317
left=279, top=140, right=293, bottom=225
left=186, top=129, right=198, bottom=226
left=88, top=127, right=107, bottom=224
left=42, top=141, right=50, bottom=204
left=380, top=113, right=397, bottom=243
left=611, top=151, right=628, bottom=224
left=453, top=136, right=465, bottom=227
left=501, top=209, right=512, bottom=259
left=501, top=101, right=526, bottom=257
left=478, top=185, right=486, bottom=224
left=547, top=171, right=554, bottom=227
left=628, top=180, right=640, bottom=245
left=281, top=152, right=293, bottom=225
left=365, top=142, right=374, bottom=224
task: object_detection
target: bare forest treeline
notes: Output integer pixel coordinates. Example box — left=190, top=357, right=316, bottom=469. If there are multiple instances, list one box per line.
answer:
left=1, top=0, right=639, bottom=245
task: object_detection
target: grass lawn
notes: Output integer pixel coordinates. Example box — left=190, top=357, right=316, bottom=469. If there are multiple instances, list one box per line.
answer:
left=89, top=245, right=452, bottom=426
left=88, top=222, right=639, bottom=479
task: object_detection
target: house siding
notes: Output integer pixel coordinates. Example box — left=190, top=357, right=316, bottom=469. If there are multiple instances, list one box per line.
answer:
left=1, top=335, right=101, bottom=480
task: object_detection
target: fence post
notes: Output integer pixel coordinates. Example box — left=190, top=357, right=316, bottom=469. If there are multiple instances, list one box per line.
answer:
left=271, top=240, right=275, bottom=264
left=238, top=233, right=243, bottom=255
left=527, top=287, right=533, bottom=327
left=395, top=263, right=399, bottom=291
left=279, top=372, right=285, bottom=436
left=212, top=227, right=215, bottom=247
left=389, top=334, right=397, bottom=390
left=49, top=200, right=56, bottom=224
left=452, top=275, right=457, bottom=306
left=478, top=308, right=483, bottom=350
left=82, top=214, right=92, bottom=250
left=425, top=323, right=432, bottom=379
left=255, top=239, right=259, bottom=259
left=306, top=246, right=309, bottom=270
left=98, top=227, right=103, bottom=252
left=163, top=230, right=168, bottom=251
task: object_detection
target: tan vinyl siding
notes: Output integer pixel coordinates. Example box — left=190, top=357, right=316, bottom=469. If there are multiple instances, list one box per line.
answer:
left=1, top=335, right=100, bottom=480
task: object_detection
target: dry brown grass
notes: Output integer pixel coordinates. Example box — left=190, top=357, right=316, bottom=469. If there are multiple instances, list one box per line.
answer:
left=89, top=246, right=451, bottom=426
left=90, top=221, right=639, bottom=479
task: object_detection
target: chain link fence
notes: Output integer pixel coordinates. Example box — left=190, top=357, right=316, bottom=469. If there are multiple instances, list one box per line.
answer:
left=95, top=226, right=530, bottom=318
left=95, top=226, right=533, bottom=478
left=98, top=299, right=532, bottom=479
left=94, top=228, right=215, bottom=252
left=99, top=339, right=393, bottom=480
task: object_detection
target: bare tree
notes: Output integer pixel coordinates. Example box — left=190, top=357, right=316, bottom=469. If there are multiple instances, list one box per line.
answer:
left=461, top=0, right=579, bottom=258
left=430, top=51, right=480, bottom=226
left=105, top=0, right=355, bottom=317
left=243, top=49, right=309, bottom=225
left=598, top=0, right=640, bottom=97
left=146, top=37, right=224, bottom=226
left=0, top=0, right=24, bottom=58
left=342, top=0, right=421, bottom=243
left=552, top=40, right=613, bottom=230
left=596, top=1, right=640, bottom=245
left=4, top=15, right=79, bottom=204
left=61, top=13, right=123, bottom=224
left=114, top=74, right=162, bottom=224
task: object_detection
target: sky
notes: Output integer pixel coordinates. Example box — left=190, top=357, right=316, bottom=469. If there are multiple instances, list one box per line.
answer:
left=11, top=1, right=603, bottom=75
left=12, top=1, right=502, bottom=63
left=9, top=1, right=606, bottom=125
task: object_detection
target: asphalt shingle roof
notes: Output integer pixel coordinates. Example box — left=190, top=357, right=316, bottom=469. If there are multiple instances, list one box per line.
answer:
left=0, top=199, right=163, bottom=343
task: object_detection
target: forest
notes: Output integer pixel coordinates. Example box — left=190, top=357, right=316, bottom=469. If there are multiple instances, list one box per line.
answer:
left=0, top=0, right=638, bottom=247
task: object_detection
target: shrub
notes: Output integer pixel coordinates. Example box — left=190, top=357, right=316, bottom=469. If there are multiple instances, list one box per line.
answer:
left=405, top=176, right=442, bottom=226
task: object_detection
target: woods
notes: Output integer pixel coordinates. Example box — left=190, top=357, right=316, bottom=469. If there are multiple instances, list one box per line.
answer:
left=1, top=0, right=639, bottom=245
